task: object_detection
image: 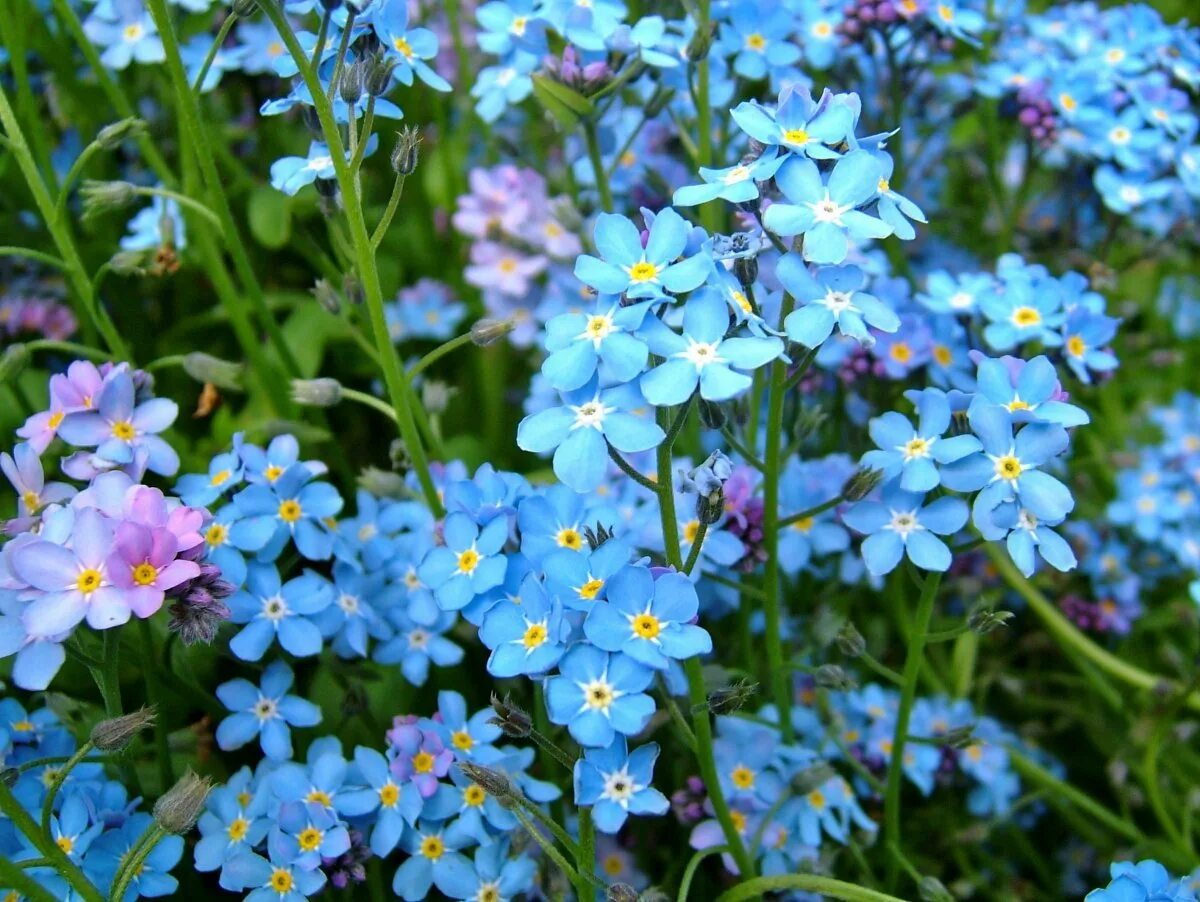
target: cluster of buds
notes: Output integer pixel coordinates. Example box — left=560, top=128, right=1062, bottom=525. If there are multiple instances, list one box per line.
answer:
left=680, top=451, right=734, bottom=526
left=543, top=46, right=611, bottom=95
left=1013, top=85, right=1060, bottom=149
left=166, top=548, right=236, bottom=646
left=837, top=0, right=904, bottom=41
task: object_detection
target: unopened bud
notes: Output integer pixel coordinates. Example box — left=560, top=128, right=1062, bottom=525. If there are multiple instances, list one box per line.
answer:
left=0, top=344, right=30, bottom=385
left=341, top=271, right=364, bottom=307
left=96, top=118, right=148, bottom=150
left=841, top=466, right=884, bottom=502
left=391, top=126, right=422, bottom=175
left=706, top=678, right=757, bottom=715
left=583, top=521, right=615, bottom=550
left=311, top=278, right=341, bottom=314
left=918, top=876, right=953, bottom=902
left=182, top=353, right=245, bottom=392
left=421, top=380, right=455, bottom=415
left=339, top=61, right=365, bottom=105
left=684, top=20, right=716, bottom=61
left=836, top=623, right=865, bottom=659
left=968, top=608, right=1013, bottom=634
left=90, top=707, right=156, bottom=752
left=606, top=885, right=640, bottom=902
left=943, top=725, right=975, bottom=750
left=80, top=180, right=137, bottom=220
left=108, top=249, right=149, bottom=276
left=733, top=254, right=758, bottom=288
left=698, top=398, right=726, bottom=430
left=791, top=762, right=836, bottom=793
left=489, top=693, right=532, bottom=738
left=458, top=761, right=517, bottom=804
left=291, top=378, right=343, bottom=408
left=470, top=317, right=515, bottom=347
left=153, top=771, right=212, bottom=834
left=365, top=53, right=399, bottom=96
left=814, top=664, right=856, bottom=691
left=315, top=177, right=341, bottom=215
left=358, top=467, right=408, bottom=498
left=644, top=86, right=673, bottom=119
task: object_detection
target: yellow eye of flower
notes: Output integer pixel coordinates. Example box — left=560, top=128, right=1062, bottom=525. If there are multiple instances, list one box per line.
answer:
left=602, top=854, right=625, bottom=876
left=889, top=342, right=913, bottom=363
left=297, top=827, right=323, bottom=851
left=933, top=345, right=952, bottom=366
left=111, top=420, right=135, bottom=441
left=808, top=789, right=826, bottom=810
left=522, top=623, right=547, bottom=649
left=270, top=869, right=293, bottom=892
left=682, top=520, right=700, bottom=544
left=278, top=500, right=302, bottom=523
left=378, top=782, right=400, bottom=807
left=227, top=817, right=250, bottom=841
left=412, top=751, right=435, bottom=774
left=48, top=410, right=65, bottom=429
left=995, top=455, right=1023, bottom=481
left=556, top=528, right=582, bottom=550
left=132, top=563, right=157, bottom=586
left=21, top=490, right=40, bottom=511
left=451, top=730, right=474, bottom=751
left=210, top=469, right=232, bottom=486
left=632, top=613, right=661, bottom=640
left=306, top=789, right=332, bottom=807
left=731, top=766, right=755, bottom=789
left=628, top=261, right=659, bottom=283
left=393, top=37, right=414, bottom=58
left=206, top=523, right=228, bottom=546
left=578, top=578, right=604, bottom=600
left=57, top=835, right=74, bottom=854
left=264, top=465, right=284, bottom=482
left=782, top=128, right=810, bottom=146
left=1066, top=335, right=1086, bottom=357
left=76, top=569, right=103, bottom=594
left=463, top=784, right=486, bottom=806
left=903, top=437, right=931, bottom=459
left=791, top=516, right=814, bottom=533
left=745, top=32, right=766, bottom=51
left=457, top=548, right=481, bottom=574
left=729, top=810, right=747, bottom=833
left=584, top=680, right=614, bottom=710
left=1011, top=306, right=1042, bottom=327
left=419, top=835, right=445, bottom=860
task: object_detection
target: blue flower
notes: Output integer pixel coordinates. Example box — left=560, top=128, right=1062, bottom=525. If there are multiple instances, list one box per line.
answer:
left=981, top=503, right=1077, bottom=577
left=1085, top=860, right=1195, bottom=902
left=176, top=449, right=244, bottom=508
left=777, top=258, right=899, bottom=347
left=516, top=485, right=613, bottom=565
left=83, top=4, right=164, bottom=70
left=860, top=389, right=982, bottom=491
left=541, top=297, right=652, bottom=391
left=313, top=562, right=395, bottom=658
left=270, top=142, right=338, bottom=196
left=372, top=0, right=453, bottom=91
left=941, top=404, right=1075, bottom=526
left=476, top=0, right=548, bottom=57
left=974, top=355, right=1090, bottom=427
left=574, top=736, right=669, bottom=833
left=762, top=151, right=892, bottom=264
left=673, top=149, right=787, bottom=207
left=716, top=1, right=801, bottom=81
left=215, top=661, right=322, bottom=760
left=373, top=609, right=464, bottom=686
left=88, top=811, right=183, bottom=898
left=542, top=0, right=626, bottom=51
left=1062, top=308, right=1120, bottom=383
left=731, top=87, right=857, bottom=160
left=233, top=463, right=343, bottom=561
left=582, top=566, right=712, bottom=670
left=337, top=746, right=422, bottom=855
left=416, top=512, right=508, bottom=611
left=574, top=208, right=712, bottom=300
left=517, top=378, right=664, bottom=493
left=541, top=538, right=631, bottom=612
left=918, top=270, right=995, bottom=316
left=979, top=277, right=1064, bottom=351
left=472, top=53, right=537, bottom=122
left=392, top=820, right=477, bottom=901
left=640, top=293, right=783, bottom=406
left=545, top=644, right=656, bottom=747
left=273, top=802, right=351, bottom=871
left=222, top=838, right=327, bottom=902
left=452, top=842, right=536, bottom=902
left=479, top=572, right=571, bottom=677
left=195, top=769, right=272, bottom=872
left=842, top=486, right=968, bottom=575
left=227, top=563, right=333, bottom=661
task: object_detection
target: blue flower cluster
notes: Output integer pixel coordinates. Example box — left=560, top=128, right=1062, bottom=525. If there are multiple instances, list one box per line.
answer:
left=0, top=699, right=184, bottom=899
left=195, top=693, right=551, bottom=901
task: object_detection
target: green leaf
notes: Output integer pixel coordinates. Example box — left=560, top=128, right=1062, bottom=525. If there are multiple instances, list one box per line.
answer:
left=247, top=186, right=292, bottom=249
left=531, top=74, right=594, bottom=128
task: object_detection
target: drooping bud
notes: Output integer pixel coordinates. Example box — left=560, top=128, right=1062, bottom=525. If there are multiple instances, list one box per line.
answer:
left=836, top=622, right=865, bottom=659
left=458, top=761, right=518, bottom=805
left=943, top=725, right=976, bottom=750
left=698, top=398, right=726, bottom=430
left=467, top=317, right=512, bottom=347
left=91, top=707, right=157, bottom=752
left=96, top=118, right=148, bottom=150
left=291, top=378, right=343, bottom=408
left=841, top=466, right=884, bottom=502
left=706, top=678, right=758, bottom=715
left=182, top=353, right=245, bottom=392
left=606, top=885, right=640, bottom=902
left=108, top=249, right=150, bottom=276
left=80, top=180, right=137, bottom=221
left=315, top=177, right=341, bottom=216
left=153, top=771, right=212, bottom=834
left=967, top=608, right=1013, bottom=634
left=488, top=693, right=532, bottom=738
left=311, top=278, right=341, bottom=314
left=364, top=53, right=399, bottom=97
left=357, top=467, right=408, bottom=498
left=814, top=664, right=856, bottom=691
left=391, top=126, right=422, bottom=175
left=339, top=60, right=365, bottom=105
left=681, top=450, right=733, bottom=525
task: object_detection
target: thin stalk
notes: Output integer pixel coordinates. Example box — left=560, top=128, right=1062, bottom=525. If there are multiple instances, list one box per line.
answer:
left=509, top=804, right=585, bottom=892
left=0, top=856, right=58, bottom=902
left=583, top=120, right=614, bottom=212
left=99, top=628, right=122, bottom=717
left=681, top=519, right=709, bottom=576
left=715, top=875, right=907, bottom=902
left=54, top=140, right=105, bottom=223
left=327, top=10, right=356, bottom=103
left=0, top=246, right=67, bottom=270
left=606, top=445, right=659, bottom=492
left=130, top=186, right=223, bottom=231
left=342, top=387, right=398, bottom=422
left=780, top=494, right=842, bottom=529
left=0, top=782, right=104, bottom=902
left=577, top=807, right=596, bottom=901
left=405, top=329, right=477, bottom=384
left=882, top=571, right=941, bottom=890
left=190, top=12, right=239, bottom=94
left=371, top=173, right=407, bottom=250
left=40, top=740, right=96, bottom=833
left=349, top=96, right=376, bottom=172
left=1007, top=747, right=1143, bottom=843
left=108, top=822, right=166, bottom=902
left=677, top=846, right=729, bottom=902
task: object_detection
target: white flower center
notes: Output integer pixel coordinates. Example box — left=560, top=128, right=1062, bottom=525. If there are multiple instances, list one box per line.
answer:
left=821, top=289, right=857, bottom=314
left=571, top=398, right=614, bottom=431
left=262, top=595, right=289, bottom=621
left=807, top=191, right=849, bottom=224
left=601, top=767, right=640, bottom=806
left=679, top=339, right=724, bottom=371
left=886, top=510, right=923, bottom=538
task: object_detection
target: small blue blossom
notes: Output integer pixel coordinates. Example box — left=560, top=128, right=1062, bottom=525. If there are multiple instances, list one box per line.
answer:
left=842, top=486, right=968, bottom=575
left=573, top=736, right=669, bottom=833
left=574, top=208, right=712, bottom=300
left=215, top=661, right=322, bottom=760
left=545, top=643, right=656, bottom=747
left=860, top=388, right=982, bottom=492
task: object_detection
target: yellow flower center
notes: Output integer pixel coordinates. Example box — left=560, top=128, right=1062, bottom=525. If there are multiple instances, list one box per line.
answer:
left=270, top=869, right=293, bottom=893
left=782, top=128, right=809, bottom=146
left=745, top=33, right=766, bottom=51
left=1007, top=399, right=1031, bottom=412
left=878, top=177, right=890, bottom=192
left=12, top=720, right=34, bottom=732
left=602, top=854, right=625, bottom=876
left=22, top=490, right=40, bottom=511
left=457, top=548, right=481, bottom=574
left=584, top=680, right=614, bottom=710
left=210, top=469, right=232, bottom=486
left=808, top=789, right=826, bottom=810
left=123, top=23, right=143, bottom=40
left=632, top=613, right=661, bottom=640
left=452, top=730, right=474, bottom=751
left=556, top=527, right=582, bottom=550
left=76, top=568, right=103, bottom=594
left=278, top=500, right=302, bottom=523
left=57, top=835, right=74, bottom=854
left=937, top=3, right=953, bottom=21
left=731, top=290, right=752, bottom=313
left=111, top=420, right=135, bottom=441
left=995, top=455, right=1023, bottom=481
left=933, top=344, right=952, bottom=366
left=682, top=520, right=700, bottom=545
left=297, top=826, right=323, bottom=851
left=522, top=623, right=548, bottom=649
left=578, top=578, right=604, bottom=600
left=419, top=835, right=445, bottom=860
left=49, top=410, right=65, bottom=430
left=1066, top=335, right=1086, bottom=357
left=791, top=516, right=814, bottom=533
left=628, top=261, right=659, bottom=283
left=267, top=41, right=283, bottom=57
left=463, top=784, right=486, bottom=807
left=731, top=766, right=755, bottom=789
left=813, top=21, right=833, bottom=37
left=132, top=563, right=157, bottom=586
left=412, top=751, right=435, bottom=774
left=306, top=789, right=333, bottom=807
left=379, top=782, right=400, bottom=807
left=393, top=37, right=414, bottom=58
left=965, top=744, right=984, bottom=761
left=227, top=817, right=250, bottom=841
left=890, top=342, right=912, bottom=363
left=498, top=257, right=518, bottom=274
left=904, top=437, right=931, bottom=459
left=1011, top=306, right=1042, bottom=327
left=264, top=464, right=284, bottom=482
left=206, top=523, right=228, bottom=546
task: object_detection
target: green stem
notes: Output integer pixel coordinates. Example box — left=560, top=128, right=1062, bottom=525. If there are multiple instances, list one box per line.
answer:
left=509, top=804, right=584, bottom=891
left=371, top=174, right=407, bottom=250
left=54, top=141, right=105, bottom=223
left=577, top=807, right=596, bottom=901
left=606, top=444, right=659, bottom=492
left=1007, top=747, right=1143, bottom=843
left=780, top=494, right=842, bottom=529
left=883, top=570, right=941, bottom=890
left=691, top=0, right=718, bottom=235
left=40, top=740, right=96, bottom=833
left=677, top=845, right=728, bottom=902
left=682, top=519, right=709, bottom=576
left=108, top=822, right=166, bottom=902
left=99, top=629, right=122, bottom=717
left=583, top=120, right=614, bottom=213
left=0, top=246, right=67, bottom=270
left=191, top=12, right=238, bottom=94
left=0, top=782, right=104, bottom=902
left=341, top=387, right=398, bottom=422
left=138, top=620, right=174, bottom=791
left=984, top=544, right=1200, bottom=711
left=349, top=96, right=376, bottom=172
left=405, top=329, right=477, bottom=384
left=761, top=292, right=796, bottom=742
left=131, top=186, right=223, bottom=231
left=715, top=875, right=907, bottom=902
left=0, top=856, right=58, bottom=902
left=0, top=85, right=131, bottom=361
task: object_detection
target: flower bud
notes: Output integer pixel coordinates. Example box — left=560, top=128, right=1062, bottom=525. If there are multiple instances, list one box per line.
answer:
left=90, top=707, right=156, bottom=752
left=684, top=20, right=716, bottom=61
left=341, top=271, right=364, bottom=307
left=108, top=249, right=149, bottom=276
left=644, top=86, right=673, bottom=119
left=153, top=771, right=212, bottom=834
left=967, top=608, right=1013, bottom=634
left=944, top=725, right=976, bottom=750
left=488, top=693, right=532, bottom=738
left=365, top=53, right=399, bottom=97
left=80, top=180, right=137, bottom=221
left=790, top=762, right=836, bottom=794
left=918, top=876, right=954, bottom=902
left=391, top=126, right=422, bottom=175
left=291, top=378, right=343, bottom=408
left=470, top=317, right=515, bottom=347
left=421, top=380, right=455, bottom=415
left=733, top=254, right=758, bottom=288
left=706, top=678, right=757, bottom=715
left=458, top=761, right=518, bottom=806
left=357, top=467, right=408, bottom=498
left=182, top=353, right=244, bottom=392
left=836, top=623, right=865, bottom=659
left=311, top=278, right=341, bottom=314
left=96, top=118, right=148, bottom=150
left=339, top=61, right=365, bottom=105
left=814, top=664, right=856, bottom=691
left=698, top=398, right=726, bottom=430
left=231, top=0, right=259, bottom=15
left=606, top=885, right=640, bottom=902
left=841, top=466, right=884, bottom=502
left=0, top=344, right=30, bottom=385
left=583, top=522, right=615, bottom=550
